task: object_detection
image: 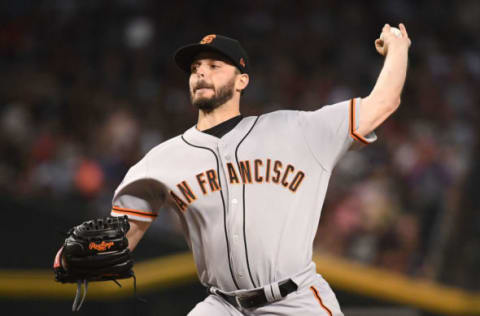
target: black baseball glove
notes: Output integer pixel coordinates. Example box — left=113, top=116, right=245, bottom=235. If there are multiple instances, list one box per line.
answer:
left=53, top=216, right=134, bottom=311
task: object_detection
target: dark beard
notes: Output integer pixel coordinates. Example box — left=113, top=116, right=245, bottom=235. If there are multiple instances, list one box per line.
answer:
left=191, top=78, right=235, bottom=113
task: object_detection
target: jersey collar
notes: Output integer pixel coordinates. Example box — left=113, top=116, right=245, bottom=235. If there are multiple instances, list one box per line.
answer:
left=183, top=116, right=258, bottom=148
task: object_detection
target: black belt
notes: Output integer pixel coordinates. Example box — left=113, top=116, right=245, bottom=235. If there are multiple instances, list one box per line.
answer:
left=212, top=279, right=298, bottom=309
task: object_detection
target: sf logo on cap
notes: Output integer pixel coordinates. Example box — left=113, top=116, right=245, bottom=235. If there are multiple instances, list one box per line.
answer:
left=200, top=34, right=216, bottom=44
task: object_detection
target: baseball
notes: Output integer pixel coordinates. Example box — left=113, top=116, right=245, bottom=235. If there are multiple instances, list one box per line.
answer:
left=390, top=27, right=402, bottom=38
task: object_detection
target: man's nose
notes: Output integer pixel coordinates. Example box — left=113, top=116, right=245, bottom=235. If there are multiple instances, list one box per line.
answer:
left=195, top=64, right=208, bottom=77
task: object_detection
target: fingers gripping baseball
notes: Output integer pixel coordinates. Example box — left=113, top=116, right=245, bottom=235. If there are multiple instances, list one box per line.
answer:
left=375, top=23, right=411, bottom=56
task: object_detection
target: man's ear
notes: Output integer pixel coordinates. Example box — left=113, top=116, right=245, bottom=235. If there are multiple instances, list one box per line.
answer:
left=236, top=73, right=249, bottom=92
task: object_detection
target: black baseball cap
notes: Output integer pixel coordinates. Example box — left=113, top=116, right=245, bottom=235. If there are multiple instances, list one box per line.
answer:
left=174, top=34, right=249, bottom=74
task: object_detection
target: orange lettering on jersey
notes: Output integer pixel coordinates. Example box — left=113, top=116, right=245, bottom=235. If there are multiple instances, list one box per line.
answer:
left=206, top=169, right=220, bottom=192
left=196, top=173, right=208, bottom=195
left=193, top=159, right=305, bottom=196
left=265, top=159, right=271, bottom=182
left=177, top=181, right=197, bottom=203
left=227, top=163, right=240, bottom=184
left=89, top=241, right=114, bottom=252
left=272, top=160, right=283, bottom=183
left=289, top=171, right=305, bottom=193
left=239, top=161, right=252, bottom=184
left=281, top=164, right=295, bottom=187
left=254, top=159, right=263, bottom=183
left=170, top=190, right=189, bottom=212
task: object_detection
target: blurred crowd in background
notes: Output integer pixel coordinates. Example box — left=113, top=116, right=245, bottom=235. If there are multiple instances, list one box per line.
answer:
left=1, top=0, right=478, bottom=291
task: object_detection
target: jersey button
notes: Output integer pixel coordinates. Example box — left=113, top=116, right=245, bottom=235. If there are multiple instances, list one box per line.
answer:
left=225, top=154, right=231, bottom=161
left=231, top=198, right=238, bottom=205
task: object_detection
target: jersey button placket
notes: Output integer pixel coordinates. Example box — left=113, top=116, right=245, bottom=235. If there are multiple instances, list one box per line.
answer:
left=217, top=143, right=242, bottom=285
left=229, top=167, right=245, bottom=280
left=232, top=233, right=243, bottom=278
left=221, top=143, right=245, bottom=282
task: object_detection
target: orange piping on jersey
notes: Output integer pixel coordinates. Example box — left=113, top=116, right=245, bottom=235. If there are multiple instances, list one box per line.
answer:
left=111, top=209, right=156, bottom=219
left=310, top=286, right=333, bottom=316
left=111, top=206, right=158, bottom=218
left=349, top=98, right=369, bottom=145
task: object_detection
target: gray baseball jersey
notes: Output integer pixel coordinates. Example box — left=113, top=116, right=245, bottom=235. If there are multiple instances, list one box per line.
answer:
left=111, top=98, right=376, bottom=307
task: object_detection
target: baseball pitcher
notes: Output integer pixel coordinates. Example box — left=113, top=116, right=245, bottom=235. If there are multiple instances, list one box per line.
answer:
left=54, top=24, right=411, bottom=315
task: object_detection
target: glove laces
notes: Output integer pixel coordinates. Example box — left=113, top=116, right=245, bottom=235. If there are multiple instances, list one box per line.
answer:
left=71, top=275, right=145, bottom=312
left=72, top=279, right=88, bottom=312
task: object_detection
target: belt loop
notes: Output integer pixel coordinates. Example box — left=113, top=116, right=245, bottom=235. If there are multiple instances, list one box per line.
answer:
left=271, top=282, right=282, bottom=300
left=263, top=285, right=275, bottom=303
left=235, top=296, right=242, bottom=308
left=208, top=286, right=218, bottom=295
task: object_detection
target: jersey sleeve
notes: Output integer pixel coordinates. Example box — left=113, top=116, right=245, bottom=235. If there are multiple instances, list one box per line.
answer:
left=111, top=157, right=166, bottom=222
left=299, top=97, right=377, bottom=171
